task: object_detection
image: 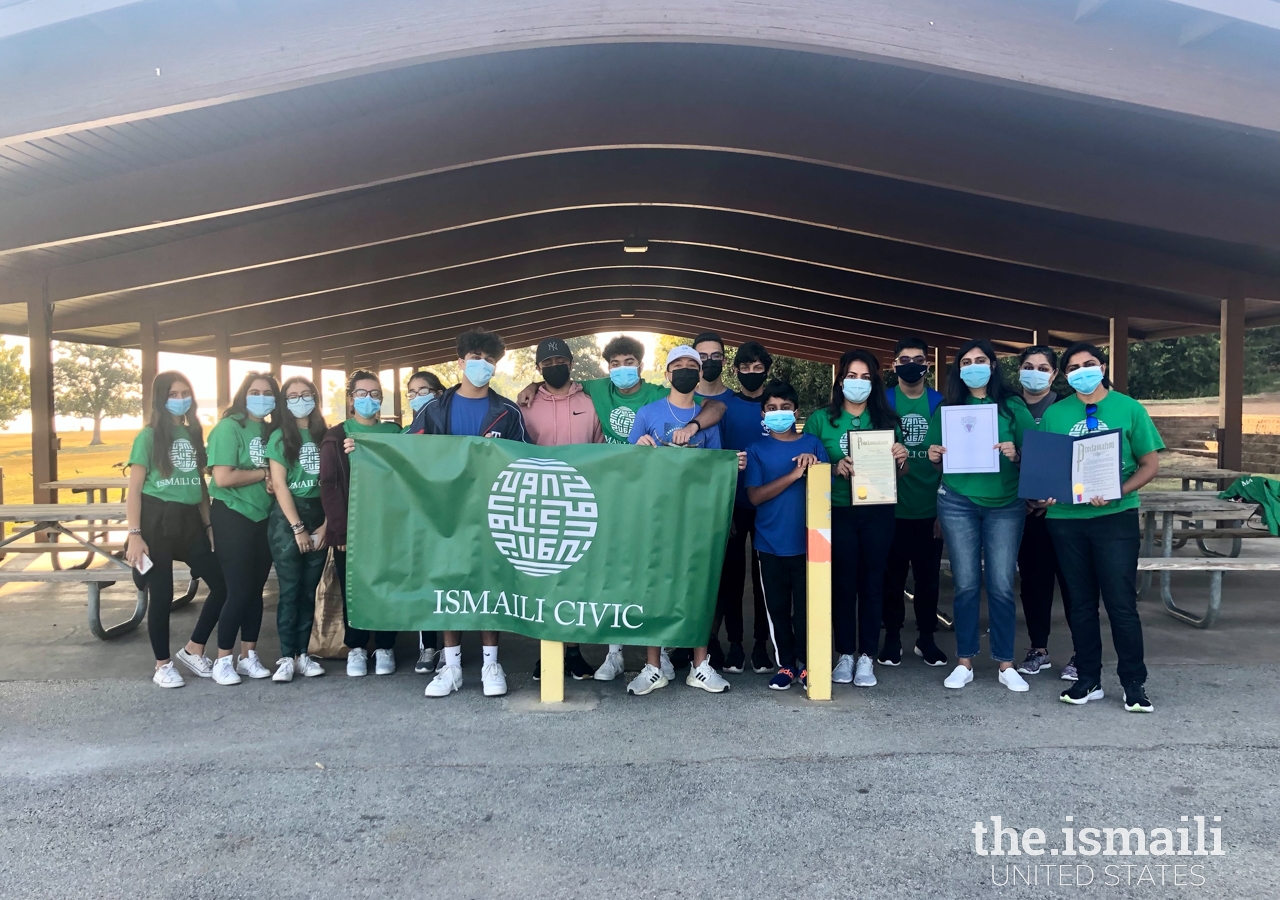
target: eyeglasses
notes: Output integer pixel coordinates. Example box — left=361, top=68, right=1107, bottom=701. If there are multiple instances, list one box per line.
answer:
left=407, top=387, right=436, bottom=398
left=896, top=355, right=926, bottom=365
left=1085, top=403, right=1099, bottom=432
left=351, top=389, right=383, bottom=400
left=699, top=352, right=724, bottom=362
left=285, top=392, right=315, bottom=402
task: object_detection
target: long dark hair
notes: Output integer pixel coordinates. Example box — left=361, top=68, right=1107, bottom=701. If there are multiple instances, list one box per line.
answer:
left=270, top=375, right=327, bottom=465
left=223, top=371, right=280, bottom=428
left=826, top=348, right=900, bottom=431
left=945, top=338, right=1020, bottom=420
left=148, top=370, right=206, bottom=478
left=1060, top=341, right=1114, bottom=390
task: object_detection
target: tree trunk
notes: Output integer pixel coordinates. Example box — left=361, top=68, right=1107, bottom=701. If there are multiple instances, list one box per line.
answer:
left=90, top=412, right=103, bottom=445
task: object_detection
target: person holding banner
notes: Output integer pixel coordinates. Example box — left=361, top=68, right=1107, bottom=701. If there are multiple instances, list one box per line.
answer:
left=404, top=370, right=446, bottom=675
left=1038, top=342, right=1161, bottom=713
left=803, top=349, right=908, bottom=689
left=924, top=339, right=1035, bottom=693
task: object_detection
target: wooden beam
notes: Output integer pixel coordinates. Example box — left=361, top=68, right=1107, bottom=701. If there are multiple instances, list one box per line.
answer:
left=392, top=367, right=403, bottom=424
left=311, top=342, right=324, bottom=406
left=1109, top=313, right=1129, bottom=394
left=139, top=314, right=158, bottom=414
left=269, top=336, right=284, bottom=382
left=343, top=349, right=355, bottom=382
left=25, top=279, right=57, bottom=504
left=1217, top=289, right=1246, bottom=471
left=215, top=328, right=231, bottom=413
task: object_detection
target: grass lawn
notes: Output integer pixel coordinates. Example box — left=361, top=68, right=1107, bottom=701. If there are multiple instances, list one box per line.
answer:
left=0, top=429, right=137, bottom=507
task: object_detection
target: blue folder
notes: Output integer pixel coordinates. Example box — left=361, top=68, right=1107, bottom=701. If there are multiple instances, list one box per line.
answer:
left=1018, top=428, right=1124, bottom=502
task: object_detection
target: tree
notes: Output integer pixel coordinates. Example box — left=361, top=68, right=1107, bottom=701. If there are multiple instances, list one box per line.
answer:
left=0, top=338, right=28, bottom=429
left=53, top=342, right=142, bottom=444
left=508, top=334, right=605, bottom=384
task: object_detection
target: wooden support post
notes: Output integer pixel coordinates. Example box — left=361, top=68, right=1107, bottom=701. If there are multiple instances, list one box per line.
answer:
left=28, top=282, right=58, bottom=505
left=1109, top=313, right=1129, bottom=394
left=934, top=347, right=944, bottom=390
left=139, top=315, right=159, bottom=421
left=392, top=366, right=403, bottom=424
left=1218, top=291, right=1246, bottom=471
left=344, top=349, right=356, bottom=381
left=540, top=641, right=564, bottom=703
left=806, top=463, right=832, bottom=701
left=311, top=343, right=324, bottom=406
left=215, top=329, right=232, bottom=413
left=270, top=336, right=284, bottom=383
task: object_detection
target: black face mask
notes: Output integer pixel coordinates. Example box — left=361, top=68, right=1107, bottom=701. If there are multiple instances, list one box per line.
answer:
left=894, top=362, right=928, bottom=385
left=701, top=360, right=724, bottom=382
left=669, top=369, right=701, bottom=394
left=737, top=371, right=768, bottom=392
left=541, top=364, right=571, bottom=390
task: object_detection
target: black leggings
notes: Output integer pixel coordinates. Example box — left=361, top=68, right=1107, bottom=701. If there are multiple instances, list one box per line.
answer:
left=137, top=495, right=227, bottom=660
left=211, top=499, right=273, bottom=652
left=831, top=504, right=896, bottom=656
left=1018, top=511, right=1072, bottom=648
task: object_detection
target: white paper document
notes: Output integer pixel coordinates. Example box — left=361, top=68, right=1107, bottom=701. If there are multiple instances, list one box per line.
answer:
left=940, top=404, right=1001, bottom=474
left=1071, top=429, right=1123, bottom=503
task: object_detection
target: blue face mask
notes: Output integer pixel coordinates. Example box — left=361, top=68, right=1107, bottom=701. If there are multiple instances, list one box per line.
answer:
left=165, top=397, right=191, bottom=417
left=245, top=394, right=276, bottom=418
left=409, top=393, right=435, bottom=413
left=287, top=396, right=315, bottom=419
left=609, top=366, right=640, bottom=389
left=763, top=410, right=797, bottom=433
left=464, top=359, right=495, bottom=388
left=960, top=365, right=992, bottom=389
left=353, top=396, right=382, bottom=419
left=842, top=378, right=872, bottom=404
left=1019, top=369, right=1052, bottom=393
left=1067, top=366, right=1105, bottom=394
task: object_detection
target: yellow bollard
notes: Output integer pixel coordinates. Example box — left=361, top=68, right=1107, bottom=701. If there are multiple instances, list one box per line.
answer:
left=806, top=464, right=833, bottom=701
left=540, top=640, right=564, bottom=703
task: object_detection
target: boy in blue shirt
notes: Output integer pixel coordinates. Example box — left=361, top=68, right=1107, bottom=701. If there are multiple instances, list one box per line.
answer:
left=744, top=380, right=828, bottom=690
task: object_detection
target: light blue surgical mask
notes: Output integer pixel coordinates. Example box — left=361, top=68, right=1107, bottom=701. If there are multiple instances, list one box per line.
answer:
left=1067, top=366, right=1105, bottom=394
left=763, top=410, right=797, bottom=433
left=842, top=378, right=872, bottom=404
left=464, top=359, right=495, bottom=388
left=353, top=396, right=382, bottom=419
left=165, top=397, right=191, bottom=417
left=409, top=393, right=435, bottom=413
left=1019, top=369, right=1052, bottom=393
left=287, top=396, right=315, bottom=419
left=609, top=366, right=640, bottom=389
left=245, top=394, right=276, bottom=418
left=960, top=365, right=992, bottom=389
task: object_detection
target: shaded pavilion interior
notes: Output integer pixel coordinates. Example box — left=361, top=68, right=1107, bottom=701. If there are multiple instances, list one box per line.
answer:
left=1, top=0, right=1279, bottom=501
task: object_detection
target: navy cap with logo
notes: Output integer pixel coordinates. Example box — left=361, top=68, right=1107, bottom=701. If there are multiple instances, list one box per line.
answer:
left=536, top=338, right=572, bottom=364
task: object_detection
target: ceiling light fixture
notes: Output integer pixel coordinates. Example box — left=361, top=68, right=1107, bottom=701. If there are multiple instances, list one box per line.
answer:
left=619, top=302, right=636, bottom=318
left=623, top=235, right=648, bottom=254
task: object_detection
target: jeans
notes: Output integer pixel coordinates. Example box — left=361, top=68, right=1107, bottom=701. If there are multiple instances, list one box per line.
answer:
left=831, top=504, right=896, bottom=656
left=267, top=497, right=327, bottom=658
left=1018, top=511, right=1072, bottom=649
left=935, top=488, right=1024, bottom=662
left=758, top=552, right=807, bottom=670
left=1047, top=509, right=1146, bottom=688
left=333, top=549, right=396, bottom=651
left=712, top=505, right=768, bottom=645
left=211, top=500, right=273, bottom=652
left=881, top=516, right=943, bottom=639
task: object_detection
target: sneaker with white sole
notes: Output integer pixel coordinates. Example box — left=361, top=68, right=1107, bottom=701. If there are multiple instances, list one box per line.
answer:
left=374, top=648, right=395, bottom=676
left=627, top=664, right=669, bottom=696
left=175, top=647, right=213, bottom=678
left=998, top=668, right=1030, bottom=692
left=481, top=662, right=507, bottom=697
left=1017, top=648, right=1051, bottom=675
left=686, top=659, right=730, bottom=693
left=659, top=648, right=675, bottom=681
left=236, top=651, right=271, bottom=679
left=1123, top=683, right=1154, bottom=713
left=414, top=647, right=437, bottom=674
left=594, top=649, right=626, bottom=681
left=212, top=655, right=242, bottom=685
left=853, top=654, right=877, bottom=687
left=1060, top=656, right=1079, bottom=682
left=832, top=653, right=855, bottom=684
left=346, top=647, right=368, bottom=677
left=153, top=661, right=185, bottom=688
left=943, top=664, right=973, bottom=689
left=424, top=664, right=462, bottom=697
left=296, top=654, right=324, bottom=677
left=272, top=657, right=295, bottom=683
left=1060, top=681, right=1104, bottom=705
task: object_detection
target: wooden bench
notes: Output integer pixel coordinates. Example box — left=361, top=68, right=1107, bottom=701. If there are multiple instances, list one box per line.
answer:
left=1137, top=558, right=1280, bottom=629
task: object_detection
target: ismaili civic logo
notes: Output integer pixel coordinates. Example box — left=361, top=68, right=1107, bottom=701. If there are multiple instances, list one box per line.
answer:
left=249, top=436, right=266, bottom=468
left=487, top=458, right=599, bottom=576
left=169, top=438, right=198, bottom=472
left=609, top=406, right=636, bottom=441
left=300, top=441, right=321, bottom=475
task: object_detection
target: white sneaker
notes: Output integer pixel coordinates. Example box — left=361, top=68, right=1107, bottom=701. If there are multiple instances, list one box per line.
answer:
left=236, top=651, right=271, bottom=679
left=999, top=668, right=1030, bottom=693
left=594, top=649, right=626, bottom=681
left=627, top=664, right=669, bottom=696
left=414, top=647, right=437, bottom=674
left=175, top=647, right=213, bottom=678
left=659, top=648, right=675, bottom=681
left=832, top=653, right=855, bottom=684
left=481, top=662, right=507, bottom=697
left=153, top=661, right=185, bottom=688
left=296, top=654, right=325, bottom=677
left=853, top=654, right=877, bottom=687
left=346, top=647, right=368, bottom=677
left=943, top=664, right=974, bottom=689
left=212, top=655, right=241, bottom=685
left=425, top=664, right=462, bottom=697
left=686, top=659, right=730, bottom=693
left=374, top=648, right=396, bottom=676
left=272, top=656, right=295, bottom=683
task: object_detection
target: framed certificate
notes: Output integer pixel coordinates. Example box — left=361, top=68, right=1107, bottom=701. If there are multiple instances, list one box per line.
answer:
left=846, top=429, right=898, bottom=504
left=940, top=405, right=1000, bottom=474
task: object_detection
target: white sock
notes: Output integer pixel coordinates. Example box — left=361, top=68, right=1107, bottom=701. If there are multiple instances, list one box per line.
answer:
left=482, top=645, right=498, bottom=666
left=444, top=645, right=461, bottom=668
left=609, top=644, right=623, bottom=654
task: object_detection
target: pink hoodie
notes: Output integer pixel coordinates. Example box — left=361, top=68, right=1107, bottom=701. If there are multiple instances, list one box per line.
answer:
left=523, top=381, right=604, bottom=447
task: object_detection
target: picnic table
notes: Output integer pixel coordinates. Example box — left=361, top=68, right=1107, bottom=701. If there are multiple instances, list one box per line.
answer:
left=40, top=478, right=132, bottom=567
left=1154, top=464, right=1245, bottom=492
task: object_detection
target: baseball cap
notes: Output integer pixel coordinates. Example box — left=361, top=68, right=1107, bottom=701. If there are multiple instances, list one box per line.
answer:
left=665, top=345, right=702, bottom=369
left=536, top=338, right=572, bottom=365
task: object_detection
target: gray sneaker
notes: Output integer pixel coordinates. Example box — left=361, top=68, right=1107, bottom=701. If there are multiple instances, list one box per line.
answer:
left=1017, top=648, right=1051, bottom=675
left=1060, top=656, right=1079, bottom=682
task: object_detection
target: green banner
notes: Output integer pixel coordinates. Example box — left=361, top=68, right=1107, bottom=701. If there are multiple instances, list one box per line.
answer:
left=346, top=434, right=738, bottom=646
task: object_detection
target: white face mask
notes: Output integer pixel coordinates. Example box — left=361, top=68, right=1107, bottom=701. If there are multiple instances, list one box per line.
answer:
left=842, top=378, right=872, bottom=404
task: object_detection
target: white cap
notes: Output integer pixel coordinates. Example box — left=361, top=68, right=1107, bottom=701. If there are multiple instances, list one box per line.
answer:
left=665, top=345, right=701, bottom=369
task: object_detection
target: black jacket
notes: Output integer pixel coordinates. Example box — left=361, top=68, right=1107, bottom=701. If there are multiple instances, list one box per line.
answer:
left=405, top=385, right=530, bottom=442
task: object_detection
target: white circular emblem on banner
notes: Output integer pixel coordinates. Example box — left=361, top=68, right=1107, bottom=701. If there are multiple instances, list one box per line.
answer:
left=249, top=436, right=266, bottom=468
left=169, top=438, right=198, bottom=472
left=900, top=412, right=929, bottom=446
left=488, top=458, right=599, bottom=577
left=300, top=442, right=321, bottom=475
left=609, top=406, right=636, bottom=439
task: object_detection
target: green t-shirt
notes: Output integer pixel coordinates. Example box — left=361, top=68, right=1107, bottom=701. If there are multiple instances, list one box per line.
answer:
left=581, top=378, right=669, bottom=444
left=127, top=425, right=205, bottom=506
left=924, top=396, right=1035, bottom=508
left=1039, top=390, right=1165, bottom=519
left=893, top=386, right=941, bottom=519
left=205, top=415, right=272, bottom=522
left=803, top=407, right=903, bottom=508
left=264, top=429, right=321, bottom=499
left=344, top=418, right=401, bottom=436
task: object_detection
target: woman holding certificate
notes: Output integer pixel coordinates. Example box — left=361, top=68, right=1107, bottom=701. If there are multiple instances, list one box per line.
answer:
left=804, top=349, right=908, bottom=689
left=924, top=339, right=1035, bottom=693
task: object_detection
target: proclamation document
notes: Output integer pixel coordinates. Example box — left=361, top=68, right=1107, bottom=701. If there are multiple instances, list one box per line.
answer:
left=939, top=404, right=1000, bottom=474
left=847, top=429, right=898, bottom=504
left=1071, top=429, right=1123, bottom=503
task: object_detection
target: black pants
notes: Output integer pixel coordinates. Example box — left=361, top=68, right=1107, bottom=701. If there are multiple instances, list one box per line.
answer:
left=1047, top=509, right=1146, bottom=688
left=1018, top=511, right=1073, bottom=648
left=333, top=549, right=396, bottom=651
left=831, top=504, right=896, bottom=656
left=759, top=552, right=807, bottom=671
left=136, top=495, right=228, bottom=661
left=210, top=499, right=273, bottom=652
left=712, top=505, right=768, bottom=645
left=881, top=516, right=943, bottom=639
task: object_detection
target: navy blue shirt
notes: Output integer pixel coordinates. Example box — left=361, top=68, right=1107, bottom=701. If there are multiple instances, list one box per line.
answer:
left=449, top=394, right=491, bottom=437
left=744, top=433, right=829, bottom=556
left=719, top=392, right=769, bottom=506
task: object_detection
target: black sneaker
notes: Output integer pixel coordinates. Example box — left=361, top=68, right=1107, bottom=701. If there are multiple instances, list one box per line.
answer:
left=1060, top=681, right=1104, bottom=705
left=877, top=632, right=902, bottom=666
left=1124, top=684, right=1154, bottom=713
left=565, top=647, right=594, bottom=681
left=723, top=642, right=746, bottom=674
left=668, top=648, right=693, bottom=671
left=913, top=636, right=948, bottom=667
left=750, top=640, right=774, bottom=673
left=708, top=639, right=725, bottom=671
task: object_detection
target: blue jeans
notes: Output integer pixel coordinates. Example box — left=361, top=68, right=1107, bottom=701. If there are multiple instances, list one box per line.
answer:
left=936, top=488, right=1025, bottom=662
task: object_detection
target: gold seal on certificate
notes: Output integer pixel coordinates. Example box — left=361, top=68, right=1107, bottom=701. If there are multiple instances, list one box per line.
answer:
left=846, top=429, right=898, bottom=504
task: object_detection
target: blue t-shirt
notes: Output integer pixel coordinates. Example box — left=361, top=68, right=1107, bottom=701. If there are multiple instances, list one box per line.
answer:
left=449, top=394, right=491, bottom=437
left=628, top=398, right=722, bottom=449
left=719, top=392, right=769, bottom=506
left=744, top=433, right=829, bottom=557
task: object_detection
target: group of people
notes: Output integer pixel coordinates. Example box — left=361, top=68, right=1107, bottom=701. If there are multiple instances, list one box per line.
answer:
left=126, top=326, right=1162, bottom=713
